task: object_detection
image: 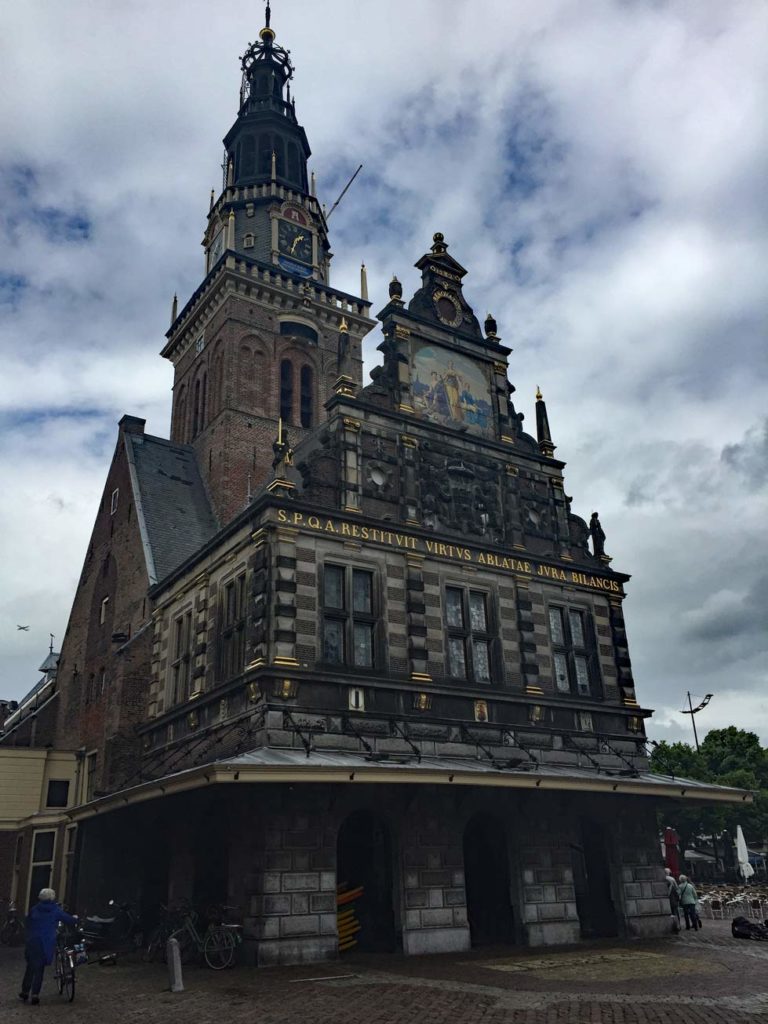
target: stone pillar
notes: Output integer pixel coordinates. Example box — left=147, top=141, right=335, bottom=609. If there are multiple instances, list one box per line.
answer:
left=519, top=812, right=580, bottom=946
left=340, top=416, right=362, bottom=514
left=247, top=529, right=269, bottom=669
left=405, top=551, right=430, bottom=682
left=246, top=792, right=338, bottom=966
left=272, top=525, right=299, bottom=668
left=400, top=793, right=470, bottom=955
left=616, top=806, right=670, bottom=938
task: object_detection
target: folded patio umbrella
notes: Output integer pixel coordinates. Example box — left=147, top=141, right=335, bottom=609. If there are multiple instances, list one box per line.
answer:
left=737, top=825, right=755, bottom=879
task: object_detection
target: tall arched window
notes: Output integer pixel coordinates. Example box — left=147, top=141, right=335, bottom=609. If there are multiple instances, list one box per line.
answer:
left=192, top=379, right=201, bottom=437
left=240, top=134, right=255, bottom=177
left=176, top=385, right=187, bottom=442
left=280, top=359, right=293, bottom=423
left=300, top=365, right=313, bottom=428
left=215, top=352, right=226, bottom=412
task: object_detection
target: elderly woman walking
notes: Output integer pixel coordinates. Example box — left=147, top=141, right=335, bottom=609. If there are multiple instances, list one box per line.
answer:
left=19, top=888, right=77, bottom=1004
left=677, top=875, right=701, bottom=930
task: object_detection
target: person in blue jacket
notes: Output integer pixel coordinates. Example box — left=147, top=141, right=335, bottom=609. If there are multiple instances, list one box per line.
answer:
left=19, top=888, right=77, bottom=1004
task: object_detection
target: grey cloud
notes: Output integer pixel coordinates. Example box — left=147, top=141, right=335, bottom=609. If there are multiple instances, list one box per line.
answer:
left=721, top=419, right=768, bottom=489
left=1, top=0, right=766, bottom=727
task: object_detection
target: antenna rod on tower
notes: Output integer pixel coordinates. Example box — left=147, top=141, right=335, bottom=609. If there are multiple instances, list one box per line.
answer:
left=326, top=164, right=363, bottom=220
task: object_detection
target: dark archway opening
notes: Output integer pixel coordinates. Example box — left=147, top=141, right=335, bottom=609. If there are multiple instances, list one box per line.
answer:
left=337, top=809, right=395, bottom=953
left=571, top=819, right=619, bottom=938
left=463, top=813, right=514, bottom=946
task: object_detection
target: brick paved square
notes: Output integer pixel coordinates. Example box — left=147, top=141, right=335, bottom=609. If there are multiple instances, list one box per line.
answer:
left=3, top=920, right=768, bottom=1023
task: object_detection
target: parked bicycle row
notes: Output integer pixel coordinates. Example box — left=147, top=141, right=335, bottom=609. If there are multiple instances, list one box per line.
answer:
left=5, top=890, right=242, bottom=1005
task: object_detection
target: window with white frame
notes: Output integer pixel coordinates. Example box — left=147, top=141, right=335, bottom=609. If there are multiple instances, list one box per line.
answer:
left=444, top=586, right=494, bottom=683
left=548, top=604, right=599, bottom=697
left=321, top=565, right=377, bottom=668
left=171, top=611, right=194, bottom=703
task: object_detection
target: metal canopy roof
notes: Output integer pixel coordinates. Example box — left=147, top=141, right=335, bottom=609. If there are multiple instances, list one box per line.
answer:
left=66, top=746, right=752, bottom=822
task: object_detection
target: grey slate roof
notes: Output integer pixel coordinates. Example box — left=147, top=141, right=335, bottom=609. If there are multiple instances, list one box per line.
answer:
left=125, top=433, right=218, bottom=586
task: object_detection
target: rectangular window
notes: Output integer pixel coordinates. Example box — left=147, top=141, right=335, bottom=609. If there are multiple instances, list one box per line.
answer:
left=548, top=603, right=599, bottom=697
left=46, top=780, right=70, bottom=808
left=220, top=573, right=246, bottom=680
left=110, top=488, right=119, bottom=514
left=321, top=565, right=377, bottom=669
left=444, top=586, right=494, bottom=683
left=28, top=830, right=56, bottom=910
left=171, top=611, right=193, bottom=703
left=85, top=752, right=98, bottom=802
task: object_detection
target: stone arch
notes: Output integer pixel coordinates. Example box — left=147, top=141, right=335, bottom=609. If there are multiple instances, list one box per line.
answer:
left=175, top=384, right=187, bottom=443
left=462, top=812, right=514, bottom=946
left=237, top=337, right=267, bottom=414
left=210, top=344, right=224, bottom=419
left=278, top=345, right=318, bottom=426
left=336, top=807, right=397, bottom=953
left=299, top=364, right=314, bottom=428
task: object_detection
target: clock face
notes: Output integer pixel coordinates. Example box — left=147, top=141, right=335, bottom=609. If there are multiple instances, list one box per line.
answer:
left=433, top=289, right=462, bottom=327
left=277, top=219, right=312, bottom=265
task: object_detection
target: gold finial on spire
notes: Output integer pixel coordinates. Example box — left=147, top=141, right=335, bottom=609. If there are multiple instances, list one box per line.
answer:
left=339, top=316, right=349, bottom=333
left=536, top=386, right=543, bottom=401
left=260, top=0, right=275, bottom=41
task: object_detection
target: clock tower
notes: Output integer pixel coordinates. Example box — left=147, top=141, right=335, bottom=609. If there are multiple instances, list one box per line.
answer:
left=162, top=5, right=374, bottom=526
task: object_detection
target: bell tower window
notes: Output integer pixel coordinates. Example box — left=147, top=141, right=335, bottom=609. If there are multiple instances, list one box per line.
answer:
left=280, top=359, right=294, bottom=423
left=300, top=365, right=313, bottom=427
left=240, top=134, right=255, bottom=177
left=192, top=379, right=201, bottom=437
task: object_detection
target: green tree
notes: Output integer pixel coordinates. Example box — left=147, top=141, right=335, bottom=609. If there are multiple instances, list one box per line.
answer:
left=650, top=729, right=768, bottom=869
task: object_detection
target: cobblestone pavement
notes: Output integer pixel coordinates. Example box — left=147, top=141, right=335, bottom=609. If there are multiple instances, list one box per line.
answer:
left=2, top=919, right=767, bottom=1023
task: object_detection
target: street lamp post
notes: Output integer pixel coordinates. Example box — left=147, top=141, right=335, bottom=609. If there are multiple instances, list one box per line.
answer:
left=681, top=692, right=716, bottom=877
left=681, top=692, right=713, bottom=752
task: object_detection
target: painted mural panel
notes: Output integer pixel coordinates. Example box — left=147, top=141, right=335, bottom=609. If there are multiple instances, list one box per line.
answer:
left=411, top=344, right=493, bottom=438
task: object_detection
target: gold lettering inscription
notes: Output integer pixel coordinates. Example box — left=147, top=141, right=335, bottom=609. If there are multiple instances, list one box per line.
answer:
left=271, top=510, right=622, bottom=594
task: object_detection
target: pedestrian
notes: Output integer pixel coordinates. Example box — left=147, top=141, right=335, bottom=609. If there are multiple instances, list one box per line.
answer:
left=677, top=874, right=701, bottom=931
left=19, top=888, right=77, bottom=1005
left=665, top=868, right=681, bottom=924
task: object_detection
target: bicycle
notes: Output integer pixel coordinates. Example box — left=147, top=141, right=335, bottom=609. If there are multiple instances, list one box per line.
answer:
left=0, top=898, right=24, bottom=946
left=170, top=905, right=238, bottom=970
left=53, top=925, right=86, bottom=1003
left=142, top=899, right=191, bottom=963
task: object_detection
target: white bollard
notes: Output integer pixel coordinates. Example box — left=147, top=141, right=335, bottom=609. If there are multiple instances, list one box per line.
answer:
left=167, top=936, right=184, bottom=993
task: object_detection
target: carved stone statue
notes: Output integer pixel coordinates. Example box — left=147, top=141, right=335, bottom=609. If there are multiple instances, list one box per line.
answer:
left=589, top=511, right=606, bottom=559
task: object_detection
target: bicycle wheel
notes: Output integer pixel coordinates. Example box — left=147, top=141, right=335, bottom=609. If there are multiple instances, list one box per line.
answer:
left=171, top=927, right=196, bottom=965
left=1, top=919, right=23, bottom=946
left=142, top=925, right=166, bottom=963
left=55, top=949, right=65, bottom=995
left=62, top=954, right=76, bottom=1003
left=203, top=927, right=235, bottom=970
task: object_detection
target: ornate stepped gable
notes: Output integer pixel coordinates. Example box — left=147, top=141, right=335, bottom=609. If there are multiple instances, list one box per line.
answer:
left=292, top=233, right=605, bottom=570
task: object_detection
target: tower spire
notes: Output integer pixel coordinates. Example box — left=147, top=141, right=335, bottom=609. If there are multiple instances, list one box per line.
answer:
left=535, top=387, right=556, bottom=458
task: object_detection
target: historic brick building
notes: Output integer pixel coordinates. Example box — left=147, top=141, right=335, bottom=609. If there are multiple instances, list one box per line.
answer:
left=2, top=9, right=748, bottom=961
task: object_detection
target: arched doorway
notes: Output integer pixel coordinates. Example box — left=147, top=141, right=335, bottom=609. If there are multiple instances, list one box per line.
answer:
left=336, top=809, right=395, bottom=953
left=463, top=813, right=514, bottom=946
left=571, top=819, right=619, bottom=938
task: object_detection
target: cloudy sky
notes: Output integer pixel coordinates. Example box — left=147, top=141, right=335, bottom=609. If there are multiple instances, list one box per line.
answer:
left=1, top=0, right=766, bottom=745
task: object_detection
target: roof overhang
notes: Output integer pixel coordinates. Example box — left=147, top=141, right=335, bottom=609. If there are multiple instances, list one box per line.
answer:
left=65, top=748, right=753, bottom=823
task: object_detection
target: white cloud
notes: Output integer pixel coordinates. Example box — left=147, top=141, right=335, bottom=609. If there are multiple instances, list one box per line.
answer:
left=1, top=0, right=766, bottom=745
